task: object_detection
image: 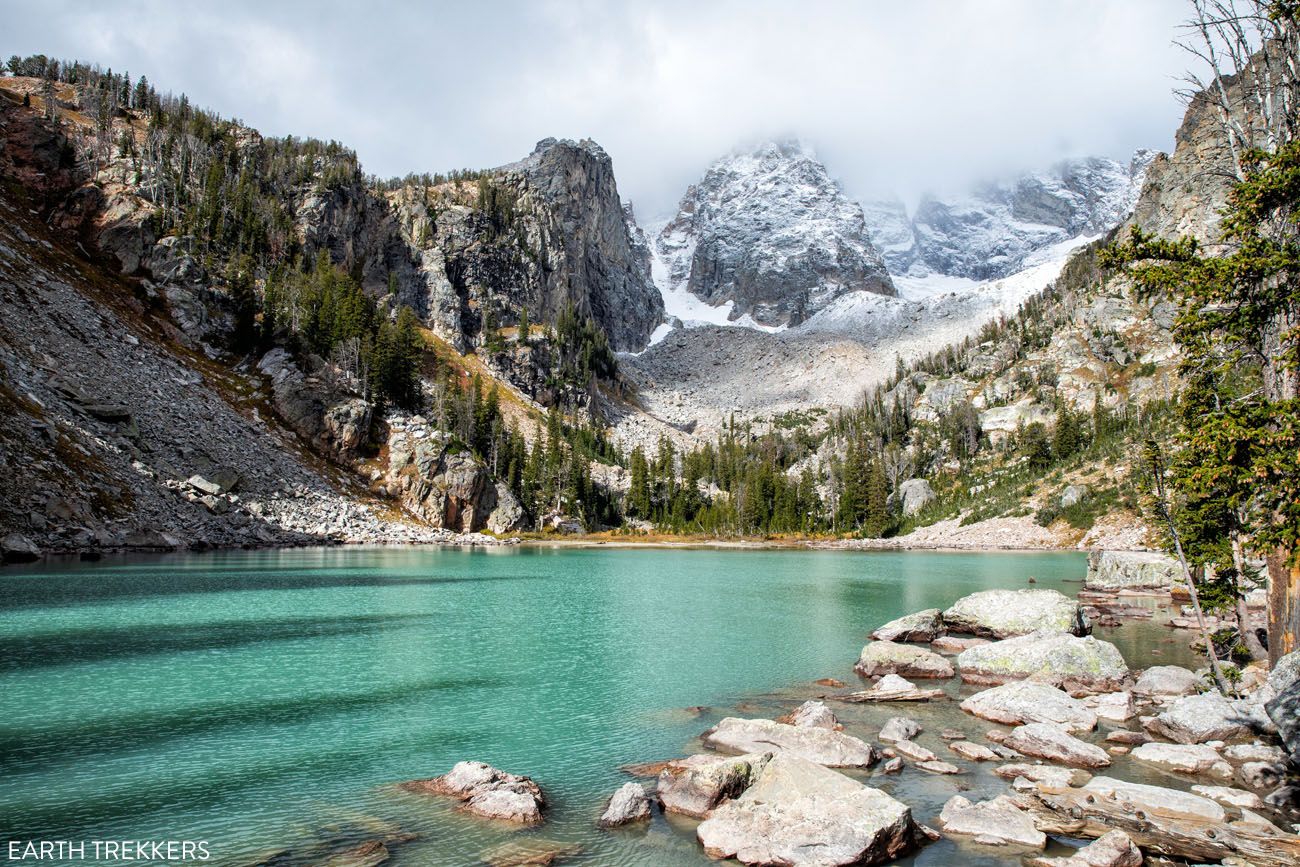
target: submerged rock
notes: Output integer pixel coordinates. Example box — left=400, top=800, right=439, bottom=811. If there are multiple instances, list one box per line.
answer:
left=657, top=752, right=771, bottom=818
left=404, top=761, right=545, bottom=825
left=942, top=589, right=1087, bottom=638
left=1144, top=692, right=1251, bottom=744
left=597, top=782, right=652, bottom=828
left=870, top=608, right=944, bottom=643
left=704, top=717, right=876, bottom=767
left=937, top=794, right=1045, bottom=849
left=1002, top=723, right=1111, bottom=768
left=959, top=682, right=1098, bottom=733
left=957, top=630, right=1129, bottom=691
left=695, top=754, right=923, bottom=866
left=855, top=641, right=955, bottom=679
left=479, top=839, right=582, bottom=867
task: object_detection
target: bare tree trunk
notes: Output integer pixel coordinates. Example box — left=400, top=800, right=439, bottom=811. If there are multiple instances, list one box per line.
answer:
left=1267, top=548, right=1300, bottom=664
left=1231, top=531, right=1268, bottom=661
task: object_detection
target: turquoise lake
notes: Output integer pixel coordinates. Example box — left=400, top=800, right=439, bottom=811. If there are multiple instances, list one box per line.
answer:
left=0, top=545, right=1146, bottom=866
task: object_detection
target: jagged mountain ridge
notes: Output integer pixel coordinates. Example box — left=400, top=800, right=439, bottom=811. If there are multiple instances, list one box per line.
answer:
left=863, top=152, right=1157, bottom=281
left=653, top=140, right=894, bottom=328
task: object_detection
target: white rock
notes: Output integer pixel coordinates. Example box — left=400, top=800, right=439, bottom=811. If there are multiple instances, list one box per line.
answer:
left=960, top=681, right=1098, bottom=733
left=695, top=753, right=922, bottom=866
left=704, top=718, right=876, bottom=767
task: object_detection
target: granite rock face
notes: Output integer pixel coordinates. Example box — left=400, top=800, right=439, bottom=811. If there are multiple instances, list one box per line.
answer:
left=656, top=140, right=894, bottom=327
left=1085, top=550, right=1181, bottom=591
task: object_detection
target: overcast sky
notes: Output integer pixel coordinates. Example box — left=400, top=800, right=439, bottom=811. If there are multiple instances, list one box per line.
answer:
left=3, top=0, right=1193, bottom=216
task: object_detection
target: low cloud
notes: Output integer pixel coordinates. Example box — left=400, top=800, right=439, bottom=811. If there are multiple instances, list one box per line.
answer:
left=4, top=0, right=1191, bottom=215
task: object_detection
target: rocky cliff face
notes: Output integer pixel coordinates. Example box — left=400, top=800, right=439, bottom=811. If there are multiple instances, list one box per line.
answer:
left=866, top=153, right=1155, bottom=280
left=655, top=140, right=894, bottom=327
left=378, top=138, right=663, bottom=352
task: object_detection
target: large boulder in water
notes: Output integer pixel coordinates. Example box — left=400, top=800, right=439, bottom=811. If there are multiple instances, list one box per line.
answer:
left=597, top=782, right=652, bottom=827
left=937, top=794, right=1045, bottom=849
left=1085, top=550, right=1181, bottom=591
left=404, top=761, right=546, bottom=824
left=1133, top=665, right=1203, bottom=698
left=870, top=608, right=944, bottom=643
left=943, top=589, right=1088, bottom=638
left=1003, top=723, right=1111, bottom=768
left=703, top=718, right=876, bottom=768
left=695, top=753, right=924, bottom=866
left=959, top=682, right=1098, bottom=733
left=855, top=641, right=955, bottom=679
left=957, top=630, right=1129, bottom=691
left=657, top=753, right=771, bottom=818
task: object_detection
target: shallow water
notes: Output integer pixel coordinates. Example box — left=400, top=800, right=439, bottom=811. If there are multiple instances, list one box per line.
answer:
left=0, top=545, right=1191, bottom=865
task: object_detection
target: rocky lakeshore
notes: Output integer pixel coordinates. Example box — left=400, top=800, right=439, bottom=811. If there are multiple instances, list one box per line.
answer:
left=364, top=549, right=1300, bottom=867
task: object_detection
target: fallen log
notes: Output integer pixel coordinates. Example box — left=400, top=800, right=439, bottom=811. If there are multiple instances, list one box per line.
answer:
left=1011, top=776, right=1300, bottom=867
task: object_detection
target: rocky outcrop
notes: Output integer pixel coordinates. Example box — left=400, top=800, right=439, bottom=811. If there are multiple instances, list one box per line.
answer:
left=897, top=479, right=936, bottom=517
left=959, top=682, right=1098, bottom=733
left=694, top=753, right=923, bottom=866
left=943, top=589, right=1088, bottom=638
left=1085, top=550, right=1181, bottom=591
left=383, top=429, right=523, bottom=533
left=656, top=140, right=894, bottom=327
left=869, top=608, right=943, bottom=643
left=957, top=630, right=1129, bottom=691
left=703, top=717, right=876, bottom=768
left=855, top=641, right=955, bottom=679
left=404, top=761, right=545, bottom=824
left=597, top=782, right=652, bottom=828
left=257, top=349, right=371, bottom=462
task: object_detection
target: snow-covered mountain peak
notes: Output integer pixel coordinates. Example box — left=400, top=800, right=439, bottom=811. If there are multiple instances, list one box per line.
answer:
left=651, top=140, right=895, bottom=330
left=865, top=150, right=1156, bottom=281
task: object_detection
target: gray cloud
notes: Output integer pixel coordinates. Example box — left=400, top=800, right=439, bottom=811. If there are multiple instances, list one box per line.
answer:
left=2, top=0, right=1191, bottom=215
